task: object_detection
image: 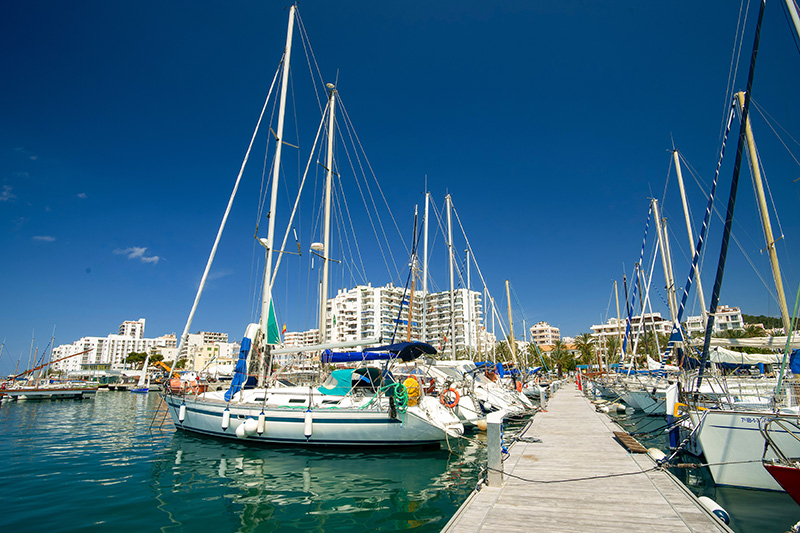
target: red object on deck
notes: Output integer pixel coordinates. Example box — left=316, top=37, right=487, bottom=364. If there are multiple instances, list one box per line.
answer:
left=764, top=462, right=800, bottom=506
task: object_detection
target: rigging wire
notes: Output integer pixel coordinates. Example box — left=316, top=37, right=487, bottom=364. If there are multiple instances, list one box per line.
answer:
left=340, top=100, right=409, bottom=278
left=779, top=0, right=800, bottom=56
left=752, top=99, right=800, bottom=167
left=677, top=136, right=784, bottom=309
left=718, top=0, right=751, bottom=144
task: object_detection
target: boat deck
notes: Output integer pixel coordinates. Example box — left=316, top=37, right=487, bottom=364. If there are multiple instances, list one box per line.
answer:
left=442, top=383, right=733, bottom=532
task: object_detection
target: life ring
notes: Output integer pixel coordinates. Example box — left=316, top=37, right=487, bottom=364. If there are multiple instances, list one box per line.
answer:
left=440, top=388, right=460, bottom=408
left=516, top=381, right=522, bottom=393
left=424, top=377, right=436, bottom=395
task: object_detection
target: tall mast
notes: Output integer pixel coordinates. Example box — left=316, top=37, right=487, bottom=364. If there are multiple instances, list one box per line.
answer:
left=319, top=84, right=336, bottom=341
left=784, top=0, right=800, bottom=45
left=446, top=194, right=456, bottom=358
left=506, top=280, right=517, bottom=363
left=673, top=150, right=708, bottom=327
left=261, top=5, right=296, bottom=332
left=407, top=206, right=418, bottom=342
left=614, top=280, right=621, bottom=361
left=465, top=249, right=472, bottom=355
left=652, top=198, right=679, bottom=322
left=422, top=191, right=429, bottom=342
left=735, top=91, right=792, bottom=333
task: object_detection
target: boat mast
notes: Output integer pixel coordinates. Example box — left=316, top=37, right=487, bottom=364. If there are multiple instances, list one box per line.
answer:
left=784, top=0, right=800, bottom=45
left=735, top=91, right=792, bottom=334
left=406, top=205, right=418, bottom=342
left=256, top=5, right=296, bottom=385
left=319, top=84, right=336, bottom=341
left=261, top=5, right=296, bottom=334
left=697, top=0, right=766, bottom=390
left=465, top=248, right=472, bottom=356
left=422, top=191, right=429, bottom=343
left=673, top=150, right=708, bottom=327
left=506, top=280, right=517, bottom=363
left=651, top=199, right=679, bottom=323
left=446, top=194, right=456, bottom=359
left=614, top=280, right=622, bottom=362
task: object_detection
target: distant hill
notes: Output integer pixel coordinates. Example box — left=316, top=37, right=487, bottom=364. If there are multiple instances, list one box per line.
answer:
left=742, top=314, right=783, bottom=330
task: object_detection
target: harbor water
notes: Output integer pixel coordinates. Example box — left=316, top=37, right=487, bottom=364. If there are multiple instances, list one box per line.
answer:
left=0, top=391, right=485, bottom=532
left=611, top=409, right=799, bottom=533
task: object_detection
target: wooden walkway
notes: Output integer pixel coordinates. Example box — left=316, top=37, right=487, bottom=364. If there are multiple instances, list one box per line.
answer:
left=442, top=383, right=733, bottom=533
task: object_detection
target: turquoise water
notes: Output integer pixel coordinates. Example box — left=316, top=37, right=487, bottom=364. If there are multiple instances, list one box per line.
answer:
left=0, top=392, right=484, bottom=532
left=611, top=410, right=800, bottom=533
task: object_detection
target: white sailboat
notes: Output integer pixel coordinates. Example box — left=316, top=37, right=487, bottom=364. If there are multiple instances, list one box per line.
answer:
left=162, top=6, right=463, bottom=447
left=131, top=354, right=150, bottom=394
left=681, top=87, right=800, bottom=491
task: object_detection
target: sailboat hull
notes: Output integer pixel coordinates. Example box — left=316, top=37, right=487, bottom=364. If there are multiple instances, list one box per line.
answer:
left=164, top=393, right=462, bottom=448
left=690, top=409, right=800, bottom=491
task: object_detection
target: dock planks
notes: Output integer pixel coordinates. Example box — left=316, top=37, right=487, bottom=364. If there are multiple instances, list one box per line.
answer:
left=442, top=384, right=732, bottom=533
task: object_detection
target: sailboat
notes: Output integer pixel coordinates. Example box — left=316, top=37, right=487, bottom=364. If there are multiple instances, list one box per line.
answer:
left=676, top=8, right=800, bottom=491
left=130, top=354, right=150, bottom=394
left=162, top=6, right=463, bottom=447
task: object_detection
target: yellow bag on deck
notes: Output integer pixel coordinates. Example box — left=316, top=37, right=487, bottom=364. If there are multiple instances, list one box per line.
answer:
left=403, top=377, right=421, bottom=407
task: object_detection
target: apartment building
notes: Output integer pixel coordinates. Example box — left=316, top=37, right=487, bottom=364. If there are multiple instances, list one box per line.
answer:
left=50, top=320, right=229, bottom=375
left=685, top=305, right=744, bottom=336
left=529, top=321, right=561, bottom=346
left=590, top=312, right=672, bottom=356
left=290, top=283, right=488, bottom=355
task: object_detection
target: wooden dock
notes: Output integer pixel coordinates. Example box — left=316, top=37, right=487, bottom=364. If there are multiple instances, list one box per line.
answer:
left=442, top=383, right=733, bottom=533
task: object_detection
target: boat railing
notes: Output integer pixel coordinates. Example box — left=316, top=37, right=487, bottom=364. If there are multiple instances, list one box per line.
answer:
left=759, top=417, right=800, bottom=466
left=772, top=377, right=800, bottom=410
left=683, top=371, right=736, bottom=410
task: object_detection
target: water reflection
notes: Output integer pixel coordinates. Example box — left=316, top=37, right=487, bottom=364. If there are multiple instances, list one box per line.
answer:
left=151, top=431, right=481, bottom=532
left=0, top=391, right=496, bottom=532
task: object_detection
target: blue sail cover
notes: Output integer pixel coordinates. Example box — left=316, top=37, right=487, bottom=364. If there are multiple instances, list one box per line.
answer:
left=320, top=341, right=437, bottom=364
left=224, top=337, right=251, bottom=402
left=320, top=351, right=394, bottom=363
left=791, top=349, right=800, bottom=375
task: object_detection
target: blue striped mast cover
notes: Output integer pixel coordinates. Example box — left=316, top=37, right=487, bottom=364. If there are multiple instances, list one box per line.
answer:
left=621, top=206, right=652, bottom=365
left=660, top=104, right=736, bottom=366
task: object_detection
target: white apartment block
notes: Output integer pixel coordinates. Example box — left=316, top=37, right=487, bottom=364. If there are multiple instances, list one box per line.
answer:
left=316, top=283, right=485, bottom=355
left=119, top=318, right=146, bottom=338
left=529, top=321, right=561, bottom=346
left=685, top=305, right=744, bottom=336
left=325, top=283, right=423, bottom=345
left=590, top=313, right=672, bottom=356
left=50, top=320, right=229, bottom=375
left=284, top=329, right=320, bottom=347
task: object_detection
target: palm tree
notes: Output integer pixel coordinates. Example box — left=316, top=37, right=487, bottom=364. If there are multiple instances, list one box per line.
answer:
left=550, top=339, right=575, bottom=377
left=526, top=342, right=549, bottom=371
left=574, top=333, right=595, bottom=366
left=744, top=324, right=767, bottom=337
left=604, top=336, right=621, bottom=365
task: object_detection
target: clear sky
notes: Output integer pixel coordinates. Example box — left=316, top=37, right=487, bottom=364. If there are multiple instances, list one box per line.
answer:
left=2, top=1, right=800, bottom=375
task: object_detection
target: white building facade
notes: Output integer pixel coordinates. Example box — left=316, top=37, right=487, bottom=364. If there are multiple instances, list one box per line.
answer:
left=590, top=313, right=673, bottom=356
left=529, top=321, right=561, bottom=346
left=50, top=320, right=230, bottom=375
left=685, top=305, right=744, bottom=336
left=287, top=283, right=489, bottom=356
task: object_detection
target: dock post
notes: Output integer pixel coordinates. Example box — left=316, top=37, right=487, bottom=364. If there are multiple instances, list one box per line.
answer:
left=486, top=410, right=505, bottom=487
left=539, top=385, right=547, bottom=409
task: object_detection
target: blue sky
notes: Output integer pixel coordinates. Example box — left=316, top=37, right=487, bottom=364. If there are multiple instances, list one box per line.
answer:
left=2, top=1, right=800, bottom=375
